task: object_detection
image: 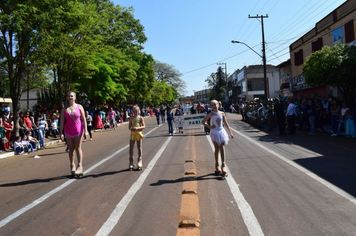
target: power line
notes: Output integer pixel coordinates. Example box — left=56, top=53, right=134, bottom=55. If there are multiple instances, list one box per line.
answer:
left=184, top=0, right=345, bottom=78
left=182, top=48, right=250, bottom=75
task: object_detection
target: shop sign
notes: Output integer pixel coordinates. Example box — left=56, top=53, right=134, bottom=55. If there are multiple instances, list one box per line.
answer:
left=290, top=75, right=312, bottom=91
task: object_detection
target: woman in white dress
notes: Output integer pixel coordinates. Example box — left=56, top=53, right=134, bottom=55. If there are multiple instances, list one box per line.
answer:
left=202, top=100, right=234, bottom=175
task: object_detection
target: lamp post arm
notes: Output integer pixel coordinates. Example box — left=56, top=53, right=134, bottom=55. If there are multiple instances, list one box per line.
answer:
left=231, top=40, right=262, bottom=58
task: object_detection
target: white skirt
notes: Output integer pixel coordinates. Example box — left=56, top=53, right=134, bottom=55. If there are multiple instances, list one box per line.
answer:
left=210, top=128, right=229, bottom=146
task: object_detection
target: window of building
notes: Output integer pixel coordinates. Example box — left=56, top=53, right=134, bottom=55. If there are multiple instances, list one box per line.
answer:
left=247, top=78, right=264, bottom=91
left=312, top=38, right=323, bottom=52
left=242, top=81, right=246, bottom=92
left=345, top=20, right=355, bottom=43
left=294, top=49, right=304, bottom=66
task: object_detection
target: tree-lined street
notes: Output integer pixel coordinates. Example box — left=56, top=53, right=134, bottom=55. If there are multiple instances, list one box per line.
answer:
left=1, top=114, right=356, bottom=235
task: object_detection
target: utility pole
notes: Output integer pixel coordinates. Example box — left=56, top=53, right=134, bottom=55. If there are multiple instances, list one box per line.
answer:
left=249, top=14, right=268, bottom=101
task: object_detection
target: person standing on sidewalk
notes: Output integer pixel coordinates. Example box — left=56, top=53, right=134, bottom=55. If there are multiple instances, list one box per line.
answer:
left=274, top=98, right=286, bottom=136
left=308, top=100, right=317, bottom=135
left=286, top=99, right=297, bottom=135
left=330, top=98, right=341, bottom=136
left=60, top=91, right=88, bottom=176
left=36, top=114, right=47, bottom=149
left=84, top=111, right=93, bottom=141
left=334, top=102, right=349, bottom=137
left=108, top=107, right=116, bottom=129
left=299, top=99, right=310, bottom=132
left=161, top=105, right=166, bottom=124
left=2, top=113, right=13, bottom=151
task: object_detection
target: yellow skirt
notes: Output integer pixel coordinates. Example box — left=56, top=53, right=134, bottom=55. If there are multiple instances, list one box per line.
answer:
left=130, top=131, right=144, bottom=141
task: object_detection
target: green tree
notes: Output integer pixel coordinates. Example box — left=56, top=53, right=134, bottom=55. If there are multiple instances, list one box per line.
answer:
left=0, top=64, right=10, bottom=98
left=0, top=0, right=45, bottom=135
left=153, top=60, right=186, bottom=97
left=205, top=67, right=225, bottom=101
left=126, top=52, right=155, bottom=105
left=74, top=46, right=127, bottom=106
left=149, top=80, right=177, bottom=106
left=41, top=0, right=151, bottom=106
left=38, top=0, right=102, bottom=105
left=303, top=45, right=356, bottom=105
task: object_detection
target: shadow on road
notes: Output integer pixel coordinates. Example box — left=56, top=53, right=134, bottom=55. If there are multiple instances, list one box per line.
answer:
left=233, top=116, right=356, bottom=198
left=150, top=173, right=224, bottom=186
left=0, top=169, right=130, bottom=187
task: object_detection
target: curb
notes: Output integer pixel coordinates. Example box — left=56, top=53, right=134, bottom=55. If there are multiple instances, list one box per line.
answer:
left=0, top=139, right=63, bottom=160
left=1, top=120, right=139, bottom=160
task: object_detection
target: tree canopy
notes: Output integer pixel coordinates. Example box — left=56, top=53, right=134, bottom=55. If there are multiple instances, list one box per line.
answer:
left=0, top=0, right=184, bottom=136
left=153, top=60, right=187, bottom=98
left=0, top=0, right=182, bottom=114
left=303, top=44, right=356, bottom=105
left=205, top=66, right=226, bottom=102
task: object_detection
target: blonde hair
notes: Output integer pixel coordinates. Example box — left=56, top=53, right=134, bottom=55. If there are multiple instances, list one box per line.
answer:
left=210, top=100, right=219, bottom=106
left=133, top=105, right=141, bottom=114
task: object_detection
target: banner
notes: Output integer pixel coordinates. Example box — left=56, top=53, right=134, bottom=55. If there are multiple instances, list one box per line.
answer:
left=174, top=114, right=205, bottom=128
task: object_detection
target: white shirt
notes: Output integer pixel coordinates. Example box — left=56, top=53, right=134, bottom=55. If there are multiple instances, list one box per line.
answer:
left=14, top=141, right=23, bottom=149
left=50, top=122, right=58, bottom=130
left=286, top=103, right=297, bottom=116
left=38, top=120, right=47, bottom=129
left=341, top=107, right=349, bottom=117
left=22, top=140, right=30, bottom=146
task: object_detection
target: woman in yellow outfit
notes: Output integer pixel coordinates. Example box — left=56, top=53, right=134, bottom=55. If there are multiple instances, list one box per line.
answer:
left=129, top=105, right=145, bottom=170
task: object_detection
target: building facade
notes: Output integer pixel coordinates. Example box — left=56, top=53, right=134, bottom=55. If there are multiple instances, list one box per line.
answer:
left=276, top=59, right=293, bottom=99
left=231, top=65, right=279, bottom=102
left=19, top=87, right=41, bottom=111
left=289, top=0, right=356, bottom=99
left=227, top=70, right=240, bottom=103
left=193, top=88, right=210, bottom=104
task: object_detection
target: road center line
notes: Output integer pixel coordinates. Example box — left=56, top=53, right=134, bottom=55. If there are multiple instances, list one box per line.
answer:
left=206, top=136, right=265, bottom=236
left=177, top=131, right=200, bottom=235
left=96, top=136, right=172, bottom=236
left=230, top=127, right=356, bottom=204
left=0, top=126, right=159, bottom=229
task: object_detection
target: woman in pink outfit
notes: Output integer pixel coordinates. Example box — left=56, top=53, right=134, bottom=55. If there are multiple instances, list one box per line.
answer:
left=60, top=91, right=88, bottom=176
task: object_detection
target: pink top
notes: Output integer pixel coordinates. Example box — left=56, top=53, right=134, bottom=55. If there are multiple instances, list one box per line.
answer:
left=64, top=105, right=84, bottom=138
left=108, top=111, right=116, bottom=120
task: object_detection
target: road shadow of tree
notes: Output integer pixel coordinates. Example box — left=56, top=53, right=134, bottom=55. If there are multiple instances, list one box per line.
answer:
left=235, top=118, right=356, bottom=198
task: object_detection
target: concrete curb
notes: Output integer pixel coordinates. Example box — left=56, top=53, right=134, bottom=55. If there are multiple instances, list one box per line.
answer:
left=0, top=139, right=63, bottom=160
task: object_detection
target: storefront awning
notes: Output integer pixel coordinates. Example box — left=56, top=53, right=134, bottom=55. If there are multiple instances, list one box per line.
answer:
left=0, top=98, right=12, bottom=104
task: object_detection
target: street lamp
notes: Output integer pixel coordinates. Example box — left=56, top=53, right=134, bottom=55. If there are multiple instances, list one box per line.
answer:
left=231, top=40, right=268, bottom=101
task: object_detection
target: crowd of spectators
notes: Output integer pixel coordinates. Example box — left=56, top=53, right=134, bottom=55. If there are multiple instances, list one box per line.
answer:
left=2, top=95, right=355, bottom=154
left=237, top=95, right=356, bottom=138
left=0, top=104, right=174, bottom=154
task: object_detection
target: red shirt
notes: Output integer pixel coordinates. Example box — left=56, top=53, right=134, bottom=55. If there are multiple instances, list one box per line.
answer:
left=24, top=116, right=32, bottom=129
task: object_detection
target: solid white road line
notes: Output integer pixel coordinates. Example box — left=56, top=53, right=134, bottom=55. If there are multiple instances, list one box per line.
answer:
left=95, top=136, right=172, bottom=236
left=206, top=136, right=265, bottom=236
left=230, top=127, right=356, bottom=204
left=0, top=126, right=159, bottom=229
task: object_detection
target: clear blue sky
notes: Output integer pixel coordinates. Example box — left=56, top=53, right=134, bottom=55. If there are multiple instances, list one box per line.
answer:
left=114, top=0, right=346, bottom=96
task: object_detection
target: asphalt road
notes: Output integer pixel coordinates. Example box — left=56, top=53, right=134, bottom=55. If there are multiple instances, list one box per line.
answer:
left=1, top=114, right=356, bottom=236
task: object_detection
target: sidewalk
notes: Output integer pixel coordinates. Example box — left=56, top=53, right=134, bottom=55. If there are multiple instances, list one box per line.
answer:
left=0, top=121, right=131, bottom=160
left=0, top=137, right=63, bottom=159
